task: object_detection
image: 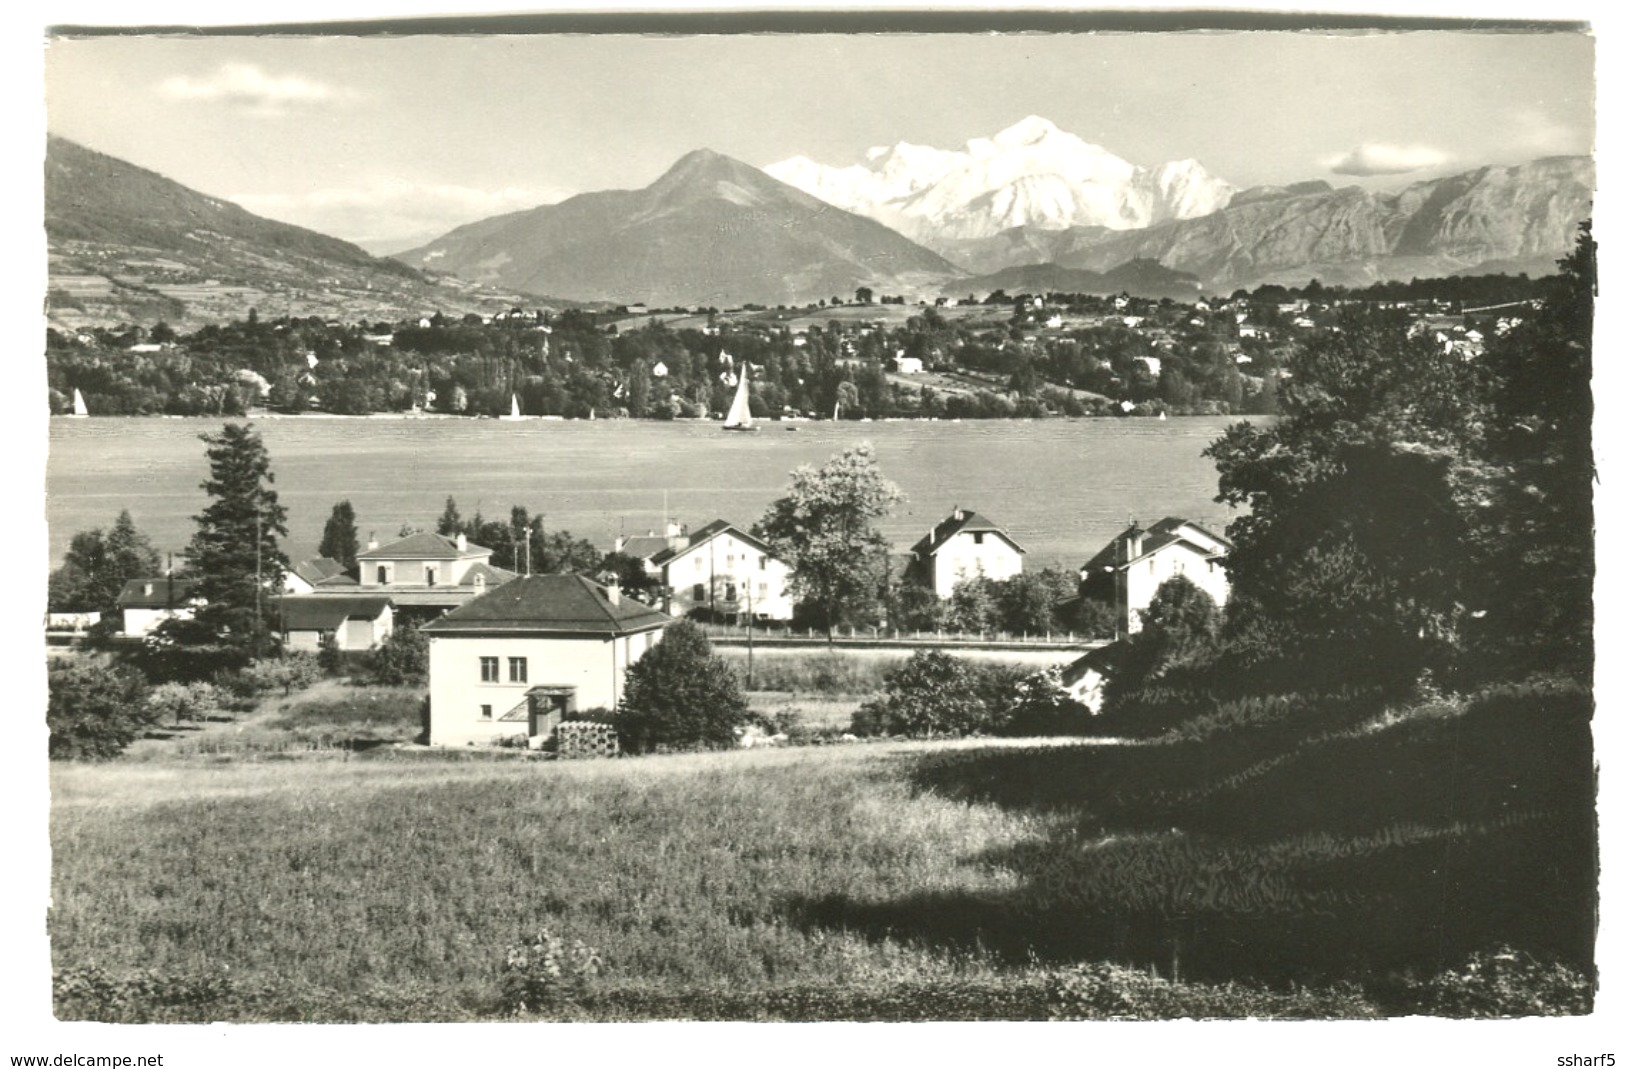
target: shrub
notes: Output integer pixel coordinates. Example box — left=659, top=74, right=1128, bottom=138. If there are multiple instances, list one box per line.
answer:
left=852, top=650, right=1010, bottom=738
left=47, top=658, right=152, bottom=760
left=235, top=652, right=323, bottom=696
left=145, top=680, right=221, bottom=725
left=499, top=930, right=603, bottom=1014
left=371, top=624, right=428, bottom=685
left=616, top=620, right=750, bottom=753
left=1002, top=666, right=1094, bottom=736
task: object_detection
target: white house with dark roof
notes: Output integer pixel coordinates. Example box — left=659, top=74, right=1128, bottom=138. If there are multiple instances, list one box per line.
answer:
left=421, top=574, right=672, bottom=746
left=116, top=577, right=202, bottom=636
left=1078, top=517, right=1232, bottom=635
left=351, top=531, right=518, bottom=615
left=644, top=520, right=795, bottom=622
left=906, top=507, right=1026, bottom=598
left=275, top=594, right=394, bottom=652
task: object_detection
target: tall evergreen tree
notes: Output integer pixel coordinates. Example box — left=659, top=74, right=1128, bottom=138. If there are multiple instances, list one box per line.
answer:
left=318, top=500, right=359, bottom=572
left=179, top=422, right=289, bottom=657
left=435, top=496, right=464, bottom=537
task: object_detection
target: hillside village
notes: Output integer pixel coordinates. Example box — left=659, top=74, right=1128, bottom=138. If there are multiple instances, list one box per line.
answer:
left=47, top=273, right=1550, bottom=425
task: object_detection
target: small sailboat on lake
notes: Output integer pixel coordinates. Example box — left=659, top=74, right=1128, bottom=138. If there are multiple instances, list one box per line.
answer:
left=70, top=388, right=89, bottom=417
left=721, top=361, right=758, bottom=432
left=500, top=393, right=528, bottom=421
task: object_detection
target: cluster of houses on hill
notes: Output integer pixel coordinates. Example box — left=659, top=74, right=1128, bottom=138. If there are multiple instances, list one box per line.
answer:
left=99, top=507, right=1233, bottom=747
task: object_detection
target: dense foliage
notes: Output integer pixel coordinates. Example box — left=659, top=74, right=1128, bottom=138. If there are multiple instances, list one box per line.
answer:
left=370, top=624, right=429, bottom=686
left=48, top=509, right=162, bottom=614
left=48, top=658, right=153, bottom=759
left=1194, top=225, right=1593, bottom=699
left=615, top=621, right=750, bottom=753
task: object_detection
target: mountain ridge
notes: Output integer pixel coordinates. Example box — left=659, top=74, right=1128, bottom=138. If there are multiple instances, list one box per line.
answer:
left=44, top=135, right=558, bottom=329
left=394, top=147, right=965, bottom=307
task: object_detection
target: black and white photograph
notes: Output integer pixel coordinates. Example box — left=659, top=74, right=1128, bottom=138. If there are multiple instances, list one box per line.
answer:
left=12, top=1, right=1611, bottom=1060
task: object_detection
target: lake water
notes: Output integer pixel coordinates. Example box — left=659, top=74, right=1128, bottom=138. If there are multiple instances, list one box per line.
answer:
left=45, top=416, right=1250, bottom=571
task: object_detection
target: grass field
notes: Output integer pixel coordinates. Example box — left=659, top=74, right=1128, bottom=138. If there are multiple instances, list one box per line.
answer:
left=48, top=680, right=1595, bottom=1022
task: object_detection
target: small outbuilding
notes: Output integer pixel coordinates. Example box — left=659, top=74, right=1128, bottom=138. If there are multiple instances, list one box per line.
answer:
left=276, top=594, right=395, bottom=652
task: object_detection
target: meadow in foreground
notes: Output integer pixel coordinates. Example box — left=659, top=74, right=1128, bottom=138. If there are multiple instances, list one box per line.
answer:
left=48, top=679, right=1593, bottom=1022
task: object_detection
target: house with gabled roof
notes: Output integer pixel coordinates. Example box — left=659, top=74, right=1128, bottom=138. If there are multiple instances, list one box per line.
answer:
left=421, top=574, right=672, bottom=747
left=275, top=594, right=394, bottom=652
left=905, top=507, right=1025, bottom=598
left=116, top=577, right=202, bottom=636
left=645, top=519, right=796, bottom=622
left=351, top=530, right=517, bottom=617
left=281, top=556, right=357, bottom=594
left=1078, top=517, right=1232, bottom=635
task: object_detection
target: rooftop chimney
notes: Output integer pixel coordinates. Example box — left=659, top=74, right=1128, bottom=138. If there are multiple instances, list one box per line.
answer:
left=456, top=532, right=468, bottom=552
left=605, top=577, right=621, bottom=606
left=367, top=532, right=379, bottom=551
left=953, top=505, right=965, bottom=522
left=143, top=582, right=153, bottom=597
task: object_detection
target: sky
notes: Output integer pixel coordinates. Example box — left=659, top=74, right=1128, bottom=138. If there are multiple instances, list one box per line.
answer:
left=42, top=24, right=1596, bottom=250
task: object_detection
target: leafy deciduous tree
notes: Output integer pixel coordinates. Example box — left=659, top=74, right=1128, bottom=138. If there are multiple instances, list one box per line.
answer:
left=755, top=443, right=903, bottom=645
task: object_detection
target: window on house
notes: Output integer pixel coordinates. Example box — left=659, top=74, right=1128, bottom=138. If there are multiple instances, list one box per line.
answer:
left=724, top=582, right=737, bottom=602
left=376, top=565, right=389, bottom=584
left=479, top=704, right=493, bottom=720
left=425, top=565, right=437, bottom=587
left=695, top=557, right=703, bottom=571
left=758, top=556, right=768, bottom=571
left=693, top=583, right=706, bottom=602
left=509, top=657, right=528, bottom=684
left=479, top=656, right=499, bottom=682
left=973, top=532, right=985, bottom=545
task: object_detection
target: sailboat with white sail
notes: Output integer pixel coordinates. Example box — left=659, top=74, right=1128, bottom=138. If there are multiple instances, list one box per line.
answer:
left=722, top=362, right=758, bottom=432
left=500, top=393, right=529, bottom=421
left=70, top=388, right=89, bottom=417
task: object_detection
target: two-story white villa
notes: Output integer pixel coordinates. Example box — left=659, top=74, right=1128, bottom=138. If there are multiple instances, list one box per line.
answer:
left=624, top=520, right=796, bottom=622
left=421, top=574, right=672, bottom=747
left=352, top=531, right=518, bottom=618
left=1078, top=517, right=1232, bottom=635
left=906, top=507, right=1026, bottom=598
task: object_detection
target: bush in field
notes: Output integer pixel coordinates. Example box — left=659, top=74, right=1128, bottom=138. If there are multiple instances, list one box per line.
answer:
left=499, top=930, right=603, bottom=1014
left=145, top=680, right=221, bottom=726
left=371, top=624, right=428, bottom=685
left=47, top=658, right=153, bottom=760
left=616, top=620, right=750, bottom=753
left=1002, top=666, right=1094, bottom=736
left=235, top=652, right=322, bottom=696
left=1103, top=575, right=1220, bottom=714
left=853, top=650, right=1009, bottom=738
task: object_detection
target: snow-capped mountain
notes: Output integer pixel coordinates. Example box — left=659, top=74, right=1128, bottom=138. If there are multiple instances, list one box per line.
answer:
left=765, top=116, right=1236, bottom=250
